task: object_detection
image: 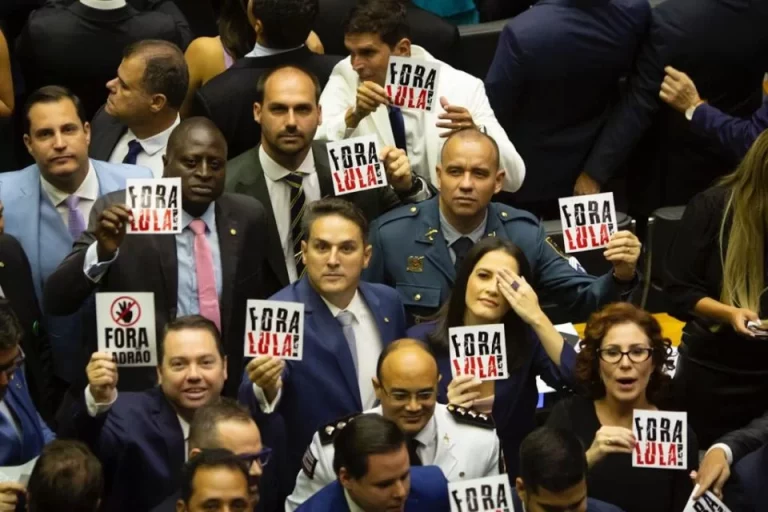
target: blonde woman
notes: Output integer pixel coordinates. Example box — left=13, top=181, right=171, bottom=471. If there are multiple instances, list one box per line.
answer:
left=664, top=129, right=768, bottom=447
left=0, top=29, right=13, bottom=118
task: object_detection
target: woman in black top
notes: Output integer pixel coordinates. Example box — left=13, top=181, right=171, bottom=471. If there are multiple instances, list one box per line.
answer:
left=663, top=130, right=768, bottom=447
left=547, top=303, right=697, bottom=512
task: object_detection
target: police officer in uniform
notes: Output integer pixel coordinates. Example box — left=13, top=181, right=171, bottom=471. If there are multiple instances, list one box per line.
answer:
left=286, top=339, right=501, bottom=509
left=363, top=129, right=642, bottom=323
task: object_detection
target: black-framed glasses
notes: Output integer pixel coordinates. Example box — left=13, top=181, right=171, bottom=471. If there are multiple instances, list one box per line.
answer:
left=597, top=347, right=654, bottom=364
left=0, top=347, right=25, bottom=379
left=237, top=447, right=272, bottom=468
left=381, top=387, right=437, bottom=405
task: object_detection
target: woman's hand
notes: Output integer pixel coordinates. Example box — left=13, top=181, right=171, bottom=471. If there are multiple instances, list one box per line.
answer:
left=586, top=426, right=636, bottom=467
left=496, top=269, right=545, bottom=327
left=728, top=307, right=759, bottom=337
left=446, top=375, right=482, bottom=408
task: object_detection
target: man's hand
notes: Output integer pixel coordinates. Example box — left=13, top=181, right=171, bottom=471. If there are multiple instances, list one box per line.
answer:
left=380, top=146, right=413, bottom=192
left=692, top=448, right=731, bottom=499
left=0, top=482, right=25, bottom=511
left=660, top=66, right=703, bottom=114
left=436, top=96, right=476, bottom=137
left=95, top=204, right=132, bottom=262
left=574, top=172, right=601, bottom=196
left=87, top=352, right=118, bottom=404
left=446, top=375, right=482, bottom=408
left=347, top=81, right=390, bottom=129
left=246, top=356, right=284, bottom=403
left=604, top=231, right=641, bottom=281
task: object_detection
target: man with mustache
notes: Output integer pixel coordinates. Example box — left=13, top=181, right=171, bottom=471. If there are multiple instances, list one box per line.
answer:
left=286, top=338, right=500, bottom=510
left=44, top=117, right=280, bottom=394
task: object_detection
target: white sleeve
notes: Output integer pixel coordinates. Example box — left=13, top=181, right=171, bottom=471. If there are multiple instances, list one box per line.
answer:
left=285, top=434, right=336, bottom=511
left=485, top=432, right=502, bottom=477
left=316, top=64, right=358, bottom=142
left=707, top=443, right=734, bottom=465
left=83, top=242, right=119, bottom=283
left=251, top=384, right=282, bottom=413
left=84, top=385, right=118, bottom=417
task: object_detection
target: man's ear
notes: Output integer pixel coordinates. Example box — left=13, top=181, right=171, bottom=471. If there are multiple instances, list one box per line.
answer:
left=515, top=477, right=526, bottom=503
left=362, top=243, right=373, bottom=269
left=254, top=102, right=262, bottom=124
left=189, top=448, right=202, bottom=459
left=494, top=169, right=506, bottom=194
left=150, top=93, right=168, bottom=114
left=393, top=38, right=411, bottom=57
left=339, top=467, right=353, bottom=490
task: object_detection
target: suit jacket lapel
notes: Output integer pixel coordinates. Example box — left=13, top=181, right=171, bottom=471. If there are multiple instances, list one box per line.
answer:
left=312, top=141, right=334, bottom=197
left=150, top=388, right=185, bottom=476
left=153, top=235, right=178, bottom=318
left=214, top=198, right=240, bottom=331
left=3, top=169, right=44, bottom=300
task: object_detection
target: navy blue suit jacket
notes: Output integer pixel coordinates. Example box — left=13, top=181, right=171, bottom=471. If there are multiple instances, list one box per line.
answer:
left=691, top=97, right=768, bottom=161
left=296, top=465, right=449, bottom=512
left=240, top=277, right=407, bottom=478
left=0, top=368, right=55, bottom=466
left=725, top=442, right=768, bottom=512
left=513, top=493, right=625, bottom=512
left=486, top=0, right=650, bottom=202
left=59, top=387, right=184, bottom=512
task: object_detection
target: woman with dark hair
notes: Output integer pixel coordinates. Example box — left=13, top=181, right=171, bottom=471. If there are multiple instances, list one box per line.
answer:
left=407, top=237, right=577, bottom=478
left=546, top=303, right=698, bottom=512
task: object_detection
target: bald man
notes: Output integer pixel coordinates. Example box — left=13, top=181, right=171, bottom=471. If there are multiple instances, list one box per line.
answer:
left=363, top=128, right=641, bottom=324
left=285, top=339, right=501, bottom=510
left=45, top=118, right=281, bottom=394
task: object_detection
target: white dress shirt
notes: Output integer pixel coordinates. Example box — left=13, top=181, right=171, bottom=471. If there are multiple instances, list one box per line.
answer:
left=109, top=116, right=181, bottom=179
left=40, top=162, right=99, bottom=229
left=80, top=0, right=127, bottom=9
left=259, top=146, right=321, bottom=282
left=0, top=401, right=21, bottom=441
left=344, top=490, right=366, bottom=512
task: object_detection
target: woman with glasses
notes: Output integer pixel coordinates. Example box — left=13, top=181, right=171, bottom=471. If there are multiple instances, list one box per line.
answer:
left=546, top=303, right=697, bottom=512
left=406, top=237, right=577, bottom=479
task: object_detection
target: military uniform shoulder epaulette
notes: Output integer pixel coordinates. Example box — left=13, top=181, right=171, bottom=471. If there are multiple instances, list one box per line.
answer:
left=446, top=404, right=495, bottom=429
left=545, top=236, right=570, bottom=260
left=373, top=203, right=421, bottom=228
left=318, top=412, right=362, bottom=445
left=491, top=202, right=538, bottom=225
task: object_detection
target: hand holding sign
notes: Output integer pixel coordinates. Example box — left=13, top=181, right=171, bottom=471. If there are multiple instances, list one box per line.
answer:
left=446, top=374, right=482, bottom=408
left=380, top=146, right=412, bottom=192
left=586, top=425, right=636, bottom=467
left=684, top=486, right=732, bottom=512
left=603, top=231, right=641, bottom=281
left=573, top=172, right=601, bottom=196
left=692, top=448, right=731, bottom=499
left=730, top=308, right=760, bottom=338
left=95, top=204, right=133, bottom=261
left=436, top=97, right=476, bottom=138
left=0, top=482, right=25, bottom=512
left=87, top=352, right=118, bottom=403
left=495, top=270, right=544, bottom=327
left=246, top=356, right=284, bottom=403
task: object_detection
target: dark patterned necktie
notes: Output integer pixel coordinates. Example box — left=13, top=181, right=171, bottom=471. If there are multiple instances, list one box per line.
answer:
left=452, top=236, right=474, bottom=273
left=282, top=172, right=306, bottom=278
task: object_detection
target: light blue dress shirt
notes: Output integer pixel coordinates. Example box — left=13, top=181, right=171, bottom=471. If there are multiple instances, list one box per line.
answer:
left=176, top=204, right=222, bottom=317
left=439, top=210, right=488, bottom=264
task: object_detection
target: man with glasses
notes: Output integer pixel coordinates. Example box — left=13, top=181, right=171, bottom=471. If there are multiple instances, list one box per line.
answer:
left=286, top=339, right=500, bottom=509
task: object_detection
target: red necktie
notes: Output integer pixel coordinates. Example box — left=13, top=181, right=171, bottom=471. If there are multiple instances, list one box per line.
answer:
left=189, top=219, right=221, bottom=330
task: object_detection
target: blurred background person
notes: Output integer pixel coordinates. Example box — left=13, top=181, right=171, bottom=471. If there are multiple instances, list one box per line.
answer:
left=0, top=28, right=12, bottom=118
left=546, top=303, right=697, bottom=512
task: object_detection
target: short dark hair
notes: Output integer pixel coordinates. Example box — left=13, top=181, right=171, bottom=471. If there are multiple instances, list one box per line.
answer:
left=519, top=427, right=587, bottom=495
left=375, top=339, right=436, bottom=383
left=189, top=398, right=254, bottom=450
left=250, top=0, right=319, bottom=48
left=23, top=86, right=87, bottom=135
left=343, top=0, right=410, bottom=47
left=301, top=197, right=369, bottom=242
left=27, top=440, right=103, bottom=512
left=332, top=414, right=406, bottom=479
left=255, top=64, right=322, bottom=105
left=180, top=449, right=250, bottom=503
left=0, top=300, right=22, bottom=351
left=159, top=315, right=226, bottom=365
left=123, top=40, right=189, bottom=110
left=441, top=129, right=500, bottom=171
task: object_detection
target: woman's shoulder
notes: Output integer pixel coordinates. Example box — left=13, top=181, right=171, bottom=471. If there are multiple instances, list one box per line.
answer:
left=689, top=185, right=729, bottom=212
left=405, top=320, right=438, bottom=341
left=185, top=36, right=225, bottom=66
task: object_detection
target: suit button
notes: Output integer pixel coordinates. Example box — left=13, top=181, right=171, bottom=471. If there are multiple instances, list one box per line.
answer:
left=410, top=206, right=417, bottom=213
left=414, top=294, right=422, bottom=301
left=501, top=212, right=508, bottom=218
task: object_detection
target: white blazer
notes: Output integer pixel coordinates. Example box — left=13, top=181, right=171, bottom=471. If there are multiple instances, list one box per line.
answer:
left=316, top=45, right=526, bottom=193
left=284, top=403, right=502, bottom=511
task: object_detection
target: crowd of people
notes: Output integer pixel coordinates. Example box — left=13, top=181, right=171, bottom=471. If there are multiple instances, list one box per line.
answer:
left=0, top=0, right=766, bottom=510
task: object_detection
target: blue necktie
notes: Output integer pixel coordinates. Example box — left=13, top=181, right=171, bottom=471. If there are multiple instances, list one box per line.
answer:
left=388, top=106, right=408, bottom=154
left=122, top=139, right=143, bottom=165
left=337, top=311, right=358, bottom=376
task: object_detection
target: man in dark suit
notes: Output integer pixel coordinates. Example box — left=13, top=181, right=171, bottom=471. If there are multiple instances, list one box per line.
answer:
left=175, top=449, right=252, bottom=512
left=226, top=64, right=430, bottom=288
left=240, top=198, right=408, bottom=478
left=296, top=414, right=450, bottom=511
left=44, top=118, right=280, bottom=394
left=16, top=0, right=190, bottom=120
left=90, top=39, right=188, bottom=179
left=578, top=0, right=768, bottom=220
left=485, top=0, right=650, bottom=218
left=191, top=0, right=342, bottom=159
left=59, top=315, right=227, bottom=512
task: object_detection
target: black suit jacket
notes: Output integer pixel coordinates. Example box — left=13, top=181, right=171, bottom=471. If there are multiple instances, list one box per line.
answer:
left=89, top=105, right=128, bottom=161
left=192, top=47, right=342, bottom=160
left=225, top=141, right=409, bottom=288
left=718, top=409, right=768, bottom=465
left=17, top=2, right=190, bottom=120
left=43, top=192, right=281, bottom=397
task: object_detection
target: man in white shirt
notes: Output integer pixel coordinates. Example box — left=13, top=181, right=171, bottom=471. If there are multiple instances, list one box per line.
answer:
left=316, top=0, right=525, bottom=193
left=90, top=39, right=187, bottom=178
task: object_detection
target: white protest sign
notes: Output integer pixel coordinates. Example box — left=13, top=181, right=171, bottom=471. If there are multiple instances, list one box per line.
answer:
left=683, top=486, right=731, bottom=512
left=96, top=292, right=157, bottom=367
left=126, top=178, right=182, bottom=234
left=632, top=410, right=688, bottom=470
left=326, top=135, right=388, bottom=196
left=448, top=325, right=507, bottom=381
left=0, top=456, right=38, bottom=486
left=449, top=475, right=516, bottom=512
left=385, top=56, right=441, bottom=112
left=558, top=192, right=617, bottom=253
left=244, top=300, right=304, bottom=360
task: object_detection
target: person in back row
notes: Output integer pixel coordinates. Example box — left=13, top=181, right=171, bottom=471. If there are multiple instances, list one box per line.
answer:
left=316, top=0, right=525, bottom=192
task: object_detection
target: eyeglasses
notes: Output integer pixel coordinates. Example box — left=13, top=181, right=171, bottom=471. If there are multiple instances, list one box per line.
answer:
left=381, top=387, right=437, bottom=405
left=237, top=447, right=272, bottom=468
left=0, top=347, right=25, bottom=379
left=597, top=347, right=654, bottom=364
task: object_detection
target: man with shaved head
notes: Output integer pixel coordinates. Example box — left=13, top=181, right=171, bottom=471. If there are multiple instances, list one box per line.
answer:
left=285, top=338, right=502, bottom=510
left=364, top=128, right=642, bottom=324
left=45, top=117, right=281, bottom=394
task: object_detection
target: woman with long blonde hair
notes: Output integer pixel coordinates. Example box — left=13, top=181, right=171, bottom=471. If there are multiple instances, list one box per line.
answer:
left=664, top=129, right=768, bottom=447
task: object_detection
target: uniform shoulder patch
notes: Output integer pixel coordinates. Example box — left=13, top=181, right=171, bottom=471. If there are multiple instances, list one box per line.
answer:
left=545, top=237, right=569, bottom=260
left=301, top=447, right=318, bottom=479
left=373, top=202, right=421, bottom=229
left=318, top=412, right=361, bottom=445
left=446, top=404, right=495, bottom=429
left=493, top=203, right=538, bottom=225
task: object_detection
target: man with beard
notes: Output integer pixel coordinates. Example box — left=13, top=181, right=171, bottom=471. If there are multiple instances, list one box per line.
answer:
left=225, top=64, right=429, bottom=288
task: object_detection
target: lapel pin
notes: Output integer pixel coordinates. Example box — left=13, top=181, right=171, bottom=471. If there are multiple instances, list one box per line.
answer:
left=230, top=228, right=237, bottom=236
left=443, top=433, right=450, bottom=444
left=384, top=317, right=390, bottom=323
left=406, top=256, right=424, bottom=273
left=487, top=231, right=496, bottom=238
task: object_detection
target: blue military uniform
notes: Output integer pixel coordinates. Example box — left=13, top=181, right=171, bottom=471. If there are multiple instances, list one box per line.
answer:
left=364, top=197, right=634, bottom=323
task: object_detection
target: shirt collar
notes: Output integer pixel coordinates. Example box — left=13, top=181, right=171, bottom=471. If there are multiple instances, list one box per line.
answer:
left=177, top=414, right=190, bottom=441
left=40, top=161, right=100, bottom=206
left=181, top=202, right=217, bottom=232
left=343, top=489, right=367, bottom=512
left=245, top=42, right=304, bottom=58
left=320, top=290, right=366, bottom=320
left=79, top=0, right=127, bottom=10
left=127, top=115, right=180, bottom=157
left=439, top=209, right=488, bottom=246
left=258, top=145, right=316, bottom=183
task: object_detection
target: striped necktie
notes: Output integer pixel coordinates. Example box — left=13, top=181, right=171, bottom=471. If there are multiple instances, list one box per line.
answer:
left=282, top=172, right=306, bottom=278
